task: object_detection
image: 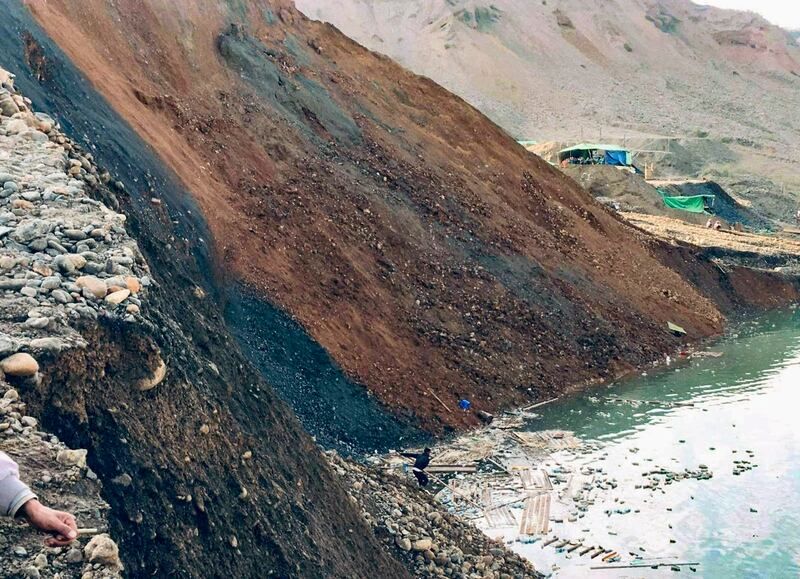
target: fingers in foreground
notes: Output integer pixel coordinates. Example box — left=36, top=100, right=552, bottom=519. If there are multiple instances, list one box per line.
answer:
left=45, top=535, right=74, bottom=547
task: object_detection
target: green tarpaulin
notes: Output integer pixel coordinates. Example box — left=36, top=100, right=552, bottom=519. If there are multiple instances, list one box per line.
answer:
left=662, top=195, right=712, bottom=214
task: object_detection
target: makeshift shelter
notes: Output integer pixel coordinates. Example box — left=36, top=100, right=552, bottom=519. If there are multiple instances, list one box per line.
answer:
left=558, top=143, right=632, bottom=166
left=661, top=194, right=715, bottom=214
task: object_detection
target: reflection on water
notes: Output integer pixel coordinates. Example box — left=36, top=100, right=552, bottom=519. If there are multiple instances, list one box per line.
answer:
left=515, top=307, right=800, bottom=577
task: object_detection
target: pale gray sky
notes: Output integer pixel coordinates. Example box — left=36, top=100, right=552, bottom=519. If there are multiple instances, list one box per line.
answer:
left=699, top=0, right=800, bottom=29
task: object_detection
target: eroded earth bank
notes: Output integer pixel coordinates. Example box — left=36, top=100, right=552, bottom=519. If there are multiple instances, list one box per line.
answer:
left=0, top=1, right=798, bottom=578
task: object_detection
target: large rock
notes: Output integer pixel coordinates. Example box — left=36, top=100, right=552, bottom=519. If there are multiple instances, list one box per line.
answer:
left=56, top=449, right=88, bottom=469
left=0, top=353, right=39, bottom=377
left=76, top=275, right=108, bottom=299
left=137, top=357, right=166, bottom=391
left=84, top=534, right=123, bottom=571
left=13, top=220, right=51, bottom=243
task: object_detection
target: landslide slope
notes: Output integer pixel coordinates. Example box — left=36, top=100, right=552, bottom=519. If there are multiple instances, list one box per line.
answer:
left=22, top=0, right=726, bottom=432
left=1, top=11, right=409, bottom=579
left=296, top=0, right=800, bottom=221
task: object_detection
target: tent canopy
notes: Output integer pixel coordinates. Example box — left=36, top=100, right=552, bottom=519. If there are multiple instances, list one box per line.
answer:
left=557, top=143, right=632, bottom=166
left=662, top=194, right=715, bottom=213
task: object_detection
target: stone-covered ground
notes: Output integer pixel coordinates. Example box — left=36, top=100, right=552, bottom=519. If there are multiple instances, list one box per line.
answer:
left=328, top=452, right=540, bottom=579
left=1, top=67, right=130, bottom=579
left=0, top=377, right=122, bottom=579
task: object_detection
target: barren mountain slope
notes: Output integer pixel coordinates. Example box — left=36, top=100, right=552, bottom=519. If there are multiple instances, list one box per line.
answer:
left=15, top=0, right=789, bottom=439
left=296, top=0, right=800, bottom=220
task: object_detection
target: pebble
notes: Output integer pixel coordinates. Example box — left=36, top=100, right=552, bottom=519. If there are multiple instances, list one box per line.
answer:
left=395, top=536, right=412, bottom=551
left=412, top=538, right=433, bottom=551
left=51, top=289, right=72, bottom=304
left=33, top=553, right=47, bottom=568
left=83, top=534, right=122, bottom=570
left=76, top=276, right=107, bottom=299
left=105, top=289, right=130, bottom=305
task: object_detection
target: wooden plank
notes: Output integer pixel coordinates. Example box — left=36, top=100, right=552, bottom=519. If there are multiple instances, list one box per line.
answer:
left=519, top=495, right=535, bottom=535
left=521, top=397, right=558, bottom=411
left=519, top=468, right=536, bottom=490
left=484, top=505, right=516, bottom=528
left=427, top=464, right=477, bottom=473
left=429, top=389, right=452, bottom=413
left=542, top=537, right=559, bottom=548
left=519, top=492, right=551, bottom=535
left=535, top=492, right=551, bottom=535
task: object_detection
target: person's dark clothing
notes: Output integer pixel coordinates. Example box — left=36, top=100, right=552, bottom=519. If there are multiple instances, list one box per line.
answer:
left=401, top=451, right=431, bottom=487
left=401, top=452, right=430, bottom=471
left=412, top=469, right=429, bottom=487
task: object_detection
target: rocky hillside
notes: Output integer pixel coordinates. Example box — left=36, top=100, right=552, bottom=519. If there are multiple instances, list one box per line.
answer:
left=0, top=63, right=409, bottom=578
left=296, top=0, right=800, bottom=221
left=4, top=0, right=739, bottom=439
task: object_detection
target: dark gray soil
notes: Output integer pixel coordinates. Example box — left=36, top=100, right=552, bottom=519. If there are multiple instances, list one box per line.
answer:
left=226, top=287, right=425, bottom=454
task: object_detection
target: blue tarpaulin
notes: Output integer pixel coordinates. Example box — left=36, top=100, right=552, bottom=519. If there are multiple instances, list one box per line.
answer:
left=604, top=150, right=629, bottom=166
left=558, top=143, right=632, bottom=166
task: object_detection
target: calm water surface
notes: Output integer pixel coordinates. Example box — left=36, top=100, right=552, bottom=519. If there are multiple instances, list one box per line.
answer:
left=515, top=307, right=800, bottom=578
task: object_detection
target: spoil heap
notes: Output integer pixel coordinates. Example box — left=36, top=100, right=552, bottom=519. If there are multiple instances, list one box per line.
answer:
left=0, top=69, right=128, bottom=579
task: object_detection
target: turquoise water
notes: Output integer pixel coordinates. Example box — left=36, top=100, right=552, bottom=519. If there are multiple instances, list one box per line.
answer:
left=519, top=307, right=800, bottom=578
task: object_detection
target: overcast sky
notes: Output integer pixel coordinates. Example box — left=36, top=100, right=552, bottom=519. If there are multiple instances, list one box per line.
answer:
left=698, top=1, right=800, bottom=29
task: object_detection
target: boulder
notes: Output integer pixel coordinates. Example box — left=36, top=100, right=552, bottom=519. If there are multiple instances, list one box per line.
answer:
left=56, top=449, right=87, bottom=469
left=84, top=534, right=123, bottom=571
left=0, top=353, right=39, bottom=377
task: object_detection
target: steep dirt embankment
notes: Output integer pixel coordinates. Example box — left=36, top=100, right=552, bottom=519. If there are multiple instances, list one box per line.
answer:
left=0, top=58, right=409, bottom=579
left=15, top=0, right=738, bottom=435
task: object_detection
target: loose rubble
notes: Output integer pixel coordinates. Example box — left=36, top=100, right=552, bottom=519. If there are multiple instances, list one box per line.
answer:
left=1, top=67, right=150, bottom=366
left=327, top=451, right=540, bottom=578
left=0, top=378, right=121, bottom=579
left=1, top=67, right=127, bottom=578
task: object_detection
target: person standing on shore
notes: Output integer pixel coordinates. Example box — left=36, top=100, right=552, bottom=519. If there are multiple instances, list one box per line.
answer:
left=400, top=448, right=432, bottom=487
left=0, top=451, right=78, bottom=546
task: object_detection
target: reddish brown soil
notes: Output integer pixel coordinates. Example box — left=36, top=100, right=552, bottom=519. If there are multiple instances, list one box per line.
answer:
left=25, top=0, right=730, bottom=432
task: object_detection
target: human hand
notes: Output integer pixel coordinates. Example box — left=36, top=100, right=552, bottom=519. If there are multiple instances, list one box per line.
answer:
left=21, top=500, right=78, bottom=546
